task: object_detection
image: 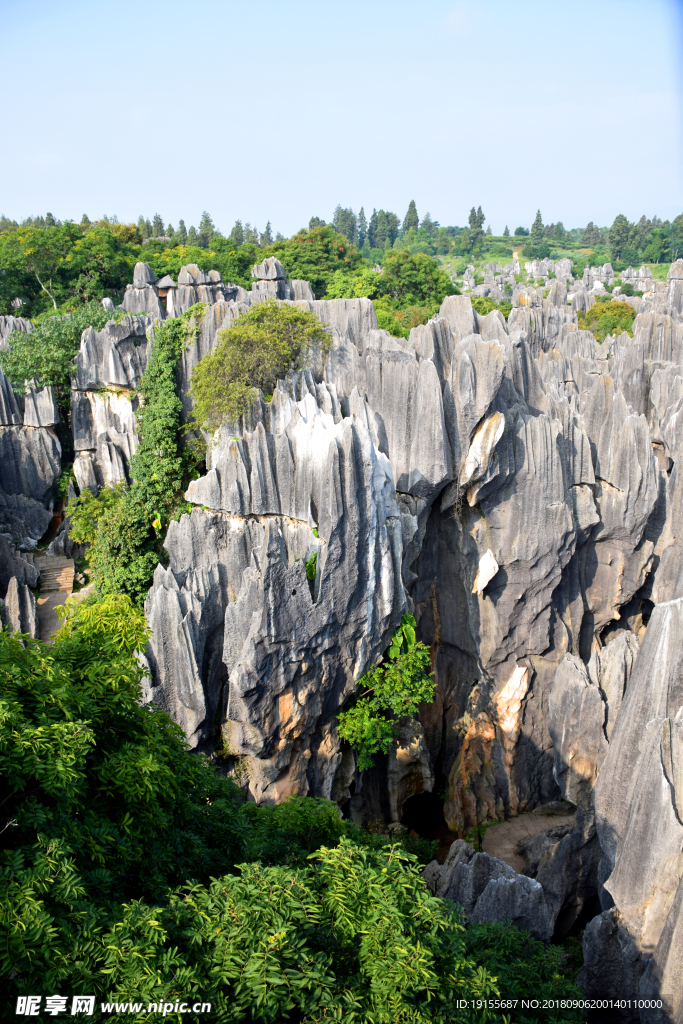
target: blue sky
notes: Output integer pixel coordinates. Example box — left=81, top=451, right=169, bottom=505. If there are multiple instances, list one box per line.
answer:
left=1, top=0, right=681, bottom=235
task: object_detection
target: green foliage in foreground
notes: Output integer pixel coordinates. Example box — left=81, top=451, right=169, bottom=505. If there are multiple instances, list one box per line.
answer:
left=338, top=614, right=436, bottom=771
left=0, top=301, right=115, bottom=411
left=67, top=306, right=205, bottom=604
left=190, top=300, right=331, bottom=430
left=577, top=297, right=637, bottom=342
left=0, top=597, right=582, bottom=1022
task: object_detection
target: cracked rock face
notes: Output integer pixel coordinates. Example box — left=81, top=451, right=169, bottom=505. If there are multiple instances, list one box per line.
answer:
left=30, top=254, right=683, bottom=1005
left=145, top=372, right=405, bottom=800
left=423, top=840, right=554, bottom=941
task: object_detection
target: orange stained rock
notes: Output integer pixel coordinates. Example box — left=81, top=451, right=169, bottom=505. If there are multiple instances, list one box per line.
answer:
left=444, top=711, right=498, bottom=836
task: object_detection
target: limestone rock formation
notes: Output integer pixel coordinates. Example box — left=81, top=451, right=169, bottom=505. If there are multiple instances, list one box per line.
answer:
left=1, top=575, right=37, bottom=638
left=23, top=386, right=59, bottom=428
left=423, top=840, right=554, bottom=941
left=0, top=536, right=39, bottom=593
left=121, top=262, right=166, bottom=319
left=9, top=249, right=680, bottom=1008
left=145, top=370, right=406, bottom=799
left=0, top=314, right=32, bottom=349
left=71, top=314, right=152, bottom=492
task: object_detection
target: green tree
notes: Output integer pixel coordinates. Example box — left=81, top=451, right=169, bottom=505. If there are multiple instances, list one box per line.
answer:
left=436, top=226, right=451, bottom=254
left=357, top=206, right=367, bottom=248
left=0, top=301, right=115, bottom=414
left=1, top=598, right=584, bottom=1018
left=260, top=220, right=273, bottom=246
left=332, top=205, right=357, bottom=244
left=578, top=297, right=637, bottom=342
left=228, top=220, right=244, bottom=247
left=468, top=206, right=485, bottom=247
left=643, top=226, right=672, bottom=264
left=378, top=249, right=456, bottom=308
left=198, top=211, right=215, bottom=248
left=190, top=300, right=331, bottom=430
left=582, top=221, right=601, bottom=246
left=152, top=213, right=164, bottom=237
left=530, top=210, right=544, bottom=245
left=503, top=225, right=510, bottom=237
left=267, top=224, right=364, bottom=297
left=176, top=219, right=187, bottom=245
left=514, top=226, right=529, bottom=236
left=67, top=224, right=137, bottom=304
left=609, top=214, right=631, bottom=260
left=368, top=209, right=400, bottom=249
left=187, top=225, right=198, bottom=246
left=337, top=614, right=435, bottom=770
left=403, top=199, right=419, bottom=232
left=0, top=223, right=81, bottom=310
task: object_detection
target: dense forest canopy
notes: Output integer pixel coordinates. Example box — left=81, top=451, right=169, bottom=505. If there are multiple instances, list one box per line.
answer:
left=1, top=203, right=680, bottom=320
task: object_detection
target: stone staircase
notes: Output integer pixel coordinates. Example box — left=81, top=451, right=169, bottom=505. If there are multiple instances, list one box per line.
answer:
left=34, top=556, right=75, bottom=594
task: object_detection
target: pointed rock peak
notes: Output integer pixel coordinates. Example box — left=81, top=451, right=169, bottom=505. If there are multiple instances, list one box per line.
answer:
left=667, top=258, right=683, bottom=281
left=251, top=256, right=286, bottom=281
left=133, top=262, right=156, bottom=287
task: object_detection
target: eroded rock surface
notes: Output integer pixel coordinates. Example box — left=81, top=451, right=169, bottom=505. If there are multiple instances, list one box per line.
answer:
left=4, top=251, right=679, bottom=1006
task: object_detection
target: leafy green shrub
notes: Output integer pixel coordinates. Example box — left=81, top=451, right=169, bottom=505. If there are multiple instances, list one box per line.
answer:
left=471, top=296, right=512, bottom=320
left=1, top=598, right=583, bottom=1018
left=578, top=298, right=637, bottom=342
left=305, top=550, right=317, bottom=581
left=190, top=300, right=331, bottom=430
left=463, top=923, right=583, bottom=1022
left=0, top=301, right=114, bottom=412
left=375, top=304, right=411, bottom=338
left=337, top=614, right=435, bottom=770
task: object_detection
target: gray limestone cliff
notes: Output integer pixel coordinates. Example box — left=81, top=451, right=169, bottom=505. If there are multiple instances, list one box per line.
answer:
left=5, top=251, right=683, bottom=1013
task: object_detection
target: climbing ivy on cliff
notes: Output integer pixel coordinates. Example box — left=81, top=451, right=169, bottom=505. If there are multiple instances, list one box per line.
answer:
left=69, top=305, right=206, bottom=604
left=337, top=613, right=436, bottom=771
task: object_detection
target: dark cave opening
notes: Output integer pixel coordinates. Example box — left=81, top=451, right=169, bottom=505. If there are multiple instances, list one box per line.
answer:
left=400, top=790, right=446, bottom=839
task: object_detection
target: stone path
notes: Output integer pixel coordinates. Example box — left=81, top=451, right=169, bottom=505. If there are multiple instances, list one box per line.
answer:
left=34, top=556, right=75, bottom=643
left=482, top=808, right=576, bottom=872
